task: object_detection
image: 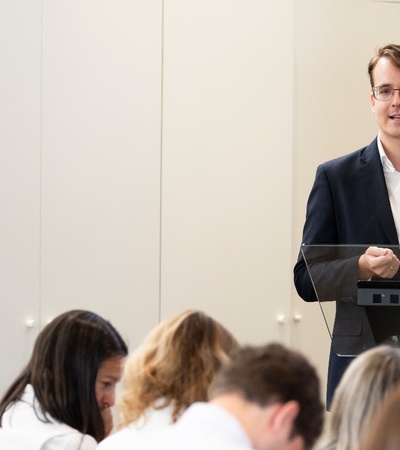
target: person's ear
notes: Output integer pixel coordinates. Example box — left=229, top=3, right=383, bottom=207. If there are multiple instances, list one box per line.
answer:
left=262, top=402, right=304, bottom=450
left=271, top=400, right=300, bottom=433
left=371, top=91, right=376, bottom=112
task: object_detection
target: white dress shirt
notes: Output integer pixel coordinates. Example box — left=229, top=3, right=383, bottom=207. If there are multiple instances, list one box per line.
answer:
left=122, top=402, right=253, bottom=450
left=1, top=384, right=97, bottom=450
left=377, top=132, right=400, bottom=243
left=97, top=404, right=174, bottom=449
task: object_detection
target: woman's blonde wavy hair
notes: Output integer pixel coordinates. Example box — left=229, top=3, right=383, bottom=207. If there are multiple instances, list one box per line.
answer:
left=319, top=345, right=400, bottom=450
left=116, top=310, right=239, bottom=428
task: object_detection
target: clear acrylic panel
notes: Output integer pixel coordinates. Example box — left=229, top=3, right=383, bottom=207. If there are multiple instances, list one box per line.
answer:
left=301, top=244, right=400, bottom=356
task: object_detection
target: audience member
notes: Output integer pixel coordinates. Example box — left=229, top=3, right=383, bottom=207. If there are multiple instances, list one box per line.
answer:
left=98, top=309, right=239, bottom=449
left=124, top=342, right=324, bottom=450
left=361, top=384, right=400, bottom=450
left=0, top=309, right=128, bottom=449
left=317, top=345, right=400, bottom=450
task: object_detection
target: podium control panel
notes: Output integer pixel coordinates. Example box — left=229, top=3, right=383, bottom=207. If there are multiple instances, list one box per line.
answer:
left=357, top=281, right=400, bottom=306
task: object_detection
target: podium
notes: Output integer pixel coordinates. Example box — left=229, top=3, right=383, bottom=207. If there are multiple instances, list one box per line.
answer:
left=301, top=244, right=400, bottom=356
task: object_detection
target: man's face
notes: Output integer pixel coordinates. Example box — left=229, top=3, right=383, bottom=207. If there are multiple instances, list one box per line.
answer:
left=371, top=57, right=400, bottom=145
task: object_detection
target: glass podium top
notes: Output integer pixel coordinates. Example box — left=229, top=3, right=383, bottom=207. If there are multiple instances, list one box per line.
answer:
left=301, top=244, right=400, bottom=356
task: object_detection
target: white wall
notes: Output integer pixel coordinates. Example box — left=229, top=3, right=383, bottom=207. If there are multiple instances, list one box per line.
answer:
left=1, top=0, right=164, bottom=391
left=40, top=0, right=163, bottom=347
left=160, top=0, right=294, bottom=343
left=2, top=0, right=400, bottom=407
left=0, top=0, right=295, bottom=396
left=0, top=0, right=42, bottom=388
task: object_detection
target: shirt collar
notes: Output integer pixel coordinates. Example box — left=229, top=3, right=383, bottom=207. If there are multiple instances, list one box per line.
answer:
left=377, top=131, right=396, bottom=173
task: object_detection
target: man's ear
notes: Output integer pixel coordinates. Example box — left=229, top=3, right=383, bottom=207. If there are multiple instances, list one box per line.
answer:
left=370, top=91, right=376, bottom=111
left=260, top=402, right=303, bottom=450
left=270, top=400, right=300, bottom=433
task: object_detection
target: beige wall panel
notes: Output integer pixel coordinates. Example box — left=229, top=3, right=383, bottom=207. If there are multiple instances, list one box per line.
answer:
left=161, top=0, right=294, bottom=344
left=40, top=0, right=163, bottom=350
left=0, top=1, right=41, bottom=393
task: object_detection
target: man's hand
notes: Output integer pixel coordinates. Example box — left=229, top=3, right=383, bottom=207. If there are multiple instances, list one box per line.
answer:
left=358, top=246, right=400, bottom=280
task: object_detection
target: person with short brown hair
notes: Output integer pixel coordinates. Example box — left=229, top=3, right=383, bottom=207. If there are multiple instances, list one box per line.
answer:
left=124, top=342, right=324, bottom=450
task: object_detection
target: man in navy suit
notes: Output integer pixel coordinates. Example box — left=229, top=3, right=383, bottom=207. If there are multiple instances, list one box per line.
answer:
left=294, top=43, right=400, bottom=409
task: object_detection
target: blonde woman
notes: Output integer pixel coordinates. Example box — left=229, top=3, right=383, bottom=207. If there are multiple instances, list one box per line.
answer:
left=98, top=310, right=239, bottom=449
left=361, top=384, right=400, bottom=450
left=318, top=344, right=400, bottom=450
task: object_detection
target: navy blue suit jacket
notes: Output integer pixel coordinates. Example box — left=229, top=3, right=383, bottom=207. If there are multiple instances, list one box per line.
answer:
left=294, top=137, right=399, bottom=407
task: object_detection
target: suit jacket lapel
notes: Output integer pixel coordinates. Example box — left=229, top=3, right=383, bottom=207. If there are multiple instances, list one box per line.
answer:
left=359, top=138, right=399, bottom=244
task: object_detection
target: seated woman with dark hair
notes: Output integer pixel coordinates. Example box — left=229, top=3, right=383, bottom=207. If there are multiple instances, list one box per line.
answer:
left=0, top=309, right=128, bottom=449
left=98, top=309, right=239, bottom=449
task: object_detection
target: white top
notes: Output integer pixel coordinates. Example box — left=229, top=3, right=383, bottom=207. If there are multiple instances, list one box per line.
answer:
left=0, top=384, right=97, bottom=450
left=377, top=132, right=400, bottom=242
left=117, top=402, right=253, bottom=450
left=97, top=404, right=174, bottom=449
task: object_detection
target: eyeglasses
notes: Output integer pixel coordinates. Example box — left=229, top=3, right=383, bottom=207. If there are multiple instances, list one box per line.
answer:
left=372, top=86, right=400, bottom=101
